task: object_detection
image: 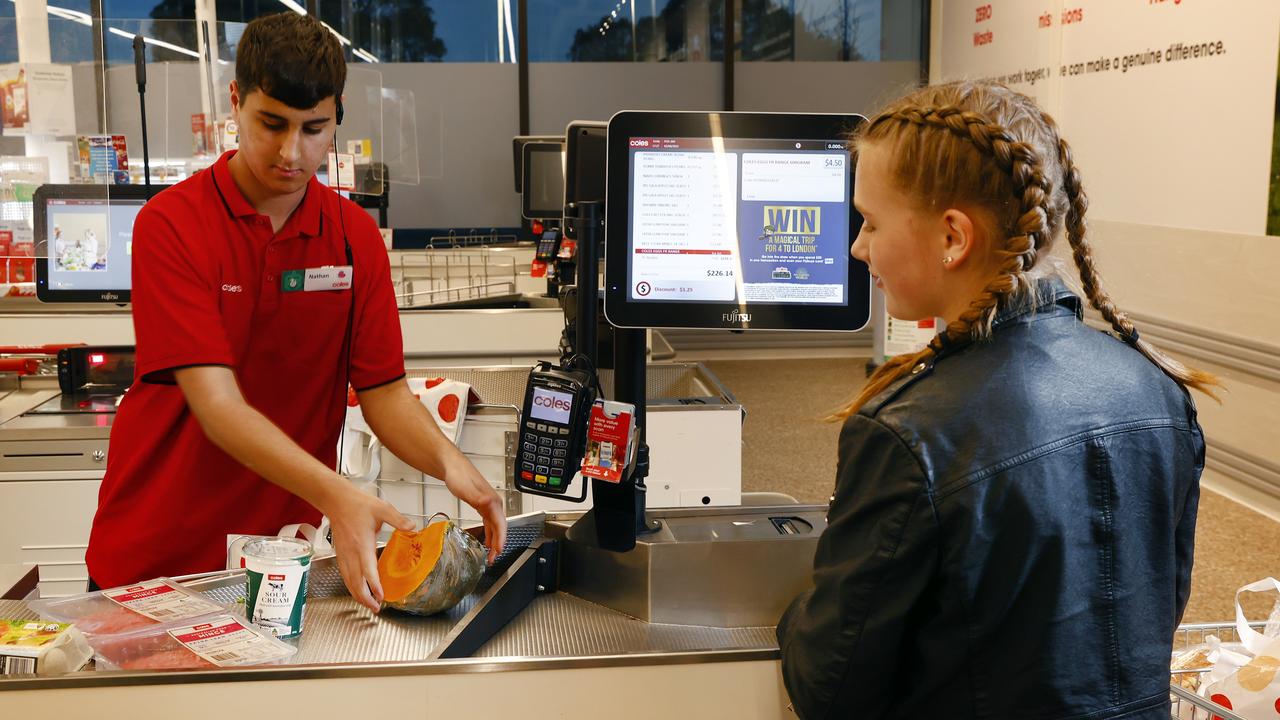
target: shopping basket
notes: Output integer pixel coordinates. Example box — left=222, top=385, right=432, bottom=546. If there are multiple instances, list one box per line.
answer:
left=1168, top=621, right=1268, bottom=720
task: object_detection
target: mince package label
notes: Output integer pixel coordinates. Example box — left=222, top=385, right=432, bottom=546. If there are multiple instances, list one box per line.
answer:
left=167, top=617, right=294, bottom=667
left=102, top=580, right=224, bottom=623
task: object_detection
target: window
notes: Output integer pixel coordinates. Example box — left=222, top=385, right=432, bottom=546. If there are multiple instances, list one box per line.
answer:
left=529, top=0, right=724, bottom=62
left=320, top=0, right=512, bottom=63
left=0, top=5, right=16, bottom=65
left=738, top=0, right=923, bottom=62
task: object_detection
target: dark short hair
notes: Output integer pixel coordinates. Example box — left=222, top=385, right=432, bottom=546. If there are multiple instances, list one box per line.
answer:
left=235, top=12, right=345, bottom=112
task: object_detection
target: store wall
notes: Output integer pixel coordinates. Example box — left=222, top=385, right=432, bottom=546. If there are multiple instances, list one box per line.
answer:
left=82, top=62, right=522, bottom=230
left=930, top=0, right=1280, bottom=518
left=734, top=60, right=921, bottom=113
left=528, top=62, right=722, bottom=136
left=84, top=61, right=925, bottom=231
left=930, top=0, right=1280, bottom=236
left=374, top=64, right=521, bottom=231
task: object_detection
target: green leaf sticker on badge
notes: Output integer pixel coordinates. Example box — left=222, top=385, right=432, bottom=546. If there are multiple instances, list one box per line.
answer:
left=282, top=270, right=304, bottom=292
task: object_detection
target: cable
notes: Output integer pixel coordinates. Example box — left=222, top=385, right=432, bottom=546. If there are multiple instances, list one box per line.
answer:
left=564, top=351, right=604, bottom=398
left=331, top=98, right=356, bottom=481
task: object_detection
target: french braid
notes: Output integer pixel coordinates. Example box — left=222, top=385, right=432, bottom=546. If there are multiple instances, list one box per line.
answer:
left=836, top=82, right=1220, bottom=418
left=1048, top=119, right=1221, bottom=399
left=836, top=103, right=1057, bottom=417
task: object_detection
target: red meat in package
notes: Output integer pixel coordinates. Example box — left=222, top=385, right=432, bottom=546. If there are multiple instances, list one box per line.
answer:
left=93, top=632, right=216, bottom=671
left=93, top=616, right=296, bottom=671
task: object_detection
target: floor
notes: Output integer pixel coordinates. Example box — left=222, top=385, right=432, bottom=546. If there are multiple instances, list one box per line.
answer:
left=698, top=356, right=1280, bottom=624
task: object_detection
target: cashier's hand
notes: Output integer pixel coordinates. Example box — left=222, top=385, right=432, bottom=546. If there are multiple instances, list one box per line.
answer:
left=327, top=485, right=415, bottom=613
left=444, top=456, right=507, bottom=565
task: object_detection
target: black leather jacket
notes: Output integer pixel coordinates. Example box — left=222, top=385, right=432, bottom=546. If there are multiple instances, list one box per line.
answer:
left=778, top=279, right=1204, bottom=720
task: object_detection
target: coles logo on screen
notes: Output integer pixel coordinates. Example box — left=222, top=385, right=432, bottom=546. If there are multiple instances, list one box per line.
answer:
left=534, top=394, right=571, bottom=412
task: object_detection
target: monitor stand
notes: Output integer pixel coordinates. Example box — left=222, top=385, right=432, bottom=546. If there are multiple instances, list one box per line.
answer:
left=562, top=200, right=661, bottom=552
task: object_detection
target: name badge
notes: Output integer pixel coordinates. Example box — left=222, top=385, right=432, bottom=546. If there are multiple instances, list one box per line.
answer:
left=283, top=266, right=353, bottom=292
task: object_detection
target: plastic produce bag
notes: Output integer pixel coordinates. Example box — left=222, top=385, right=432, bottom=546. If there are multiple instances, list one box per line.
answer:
left=378, top=515, right=486, bottom=616
left=1201, top=578, right=1280, bottom=718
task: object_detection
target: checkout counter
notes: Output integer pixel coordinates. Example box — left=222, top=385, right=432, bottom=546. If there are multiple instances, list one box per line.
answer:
left=0, top=505, right=822, bottom=717
left=0, top=109, right=868, bottom=717
left=0, top=352, right=795, bottom=716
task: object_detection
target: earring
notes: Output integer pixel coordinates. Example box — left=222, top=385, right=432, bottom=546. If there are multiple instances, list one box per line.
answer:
left=942, top=256, right=954, bottom=265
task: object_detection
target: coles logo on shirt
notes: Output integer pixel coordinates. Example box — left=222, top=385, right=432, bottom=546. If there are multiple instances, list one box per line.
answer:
left=221, top=284, right=243, bottom=293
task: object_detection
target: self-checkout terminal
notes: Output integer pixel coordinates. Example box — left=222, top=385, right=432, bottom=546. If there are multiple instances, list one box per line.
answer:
left=500, top=110, right=872, bottom=627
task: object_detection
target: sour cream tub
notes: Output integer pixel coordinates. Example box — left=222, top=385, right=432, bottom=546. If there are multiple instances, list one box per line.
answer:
left=243, top=537, right=312, bottom=639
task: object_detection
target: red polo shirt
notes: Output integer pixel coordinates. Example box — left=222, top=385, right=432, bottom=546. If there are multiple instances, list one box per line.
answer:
left=86, top=151, right=405, bottom=587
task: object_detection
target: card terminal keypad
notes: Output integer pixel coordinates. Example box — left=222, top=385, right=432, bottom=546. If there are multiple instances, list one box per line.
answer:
left=522, top=420, right=570, bottom=488
left=515, top=361, right=596, bottom=496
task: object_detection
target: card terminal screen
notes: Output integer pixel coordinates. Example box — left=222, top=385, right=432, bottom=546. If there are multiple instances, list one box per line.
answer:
left=530, top=386, right=573, bottom=424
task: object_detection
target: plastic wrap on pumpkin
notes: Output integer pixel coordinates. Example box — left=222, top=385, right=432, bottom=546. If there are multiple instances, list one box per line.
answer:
left=377, top=516, right=487, bottom=616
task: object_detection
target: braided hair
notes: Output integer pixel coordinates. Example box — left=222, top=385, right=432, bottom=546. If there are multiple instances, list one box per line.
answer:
left=837, top=81, right=1219, bottom=417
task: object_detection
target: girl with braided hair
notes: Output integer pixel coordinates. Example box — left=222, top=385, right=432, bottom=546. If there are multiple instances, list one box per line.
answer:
left=777, top=81, right=1220, bottom=719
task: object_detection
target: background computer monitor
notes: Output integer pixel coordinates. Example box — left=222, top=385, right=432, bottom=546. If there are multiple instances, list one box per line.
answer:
left=521, top=141, right=566, bottom=221
left=512, top=134, right=561, bottom=194
left=603, top=111, right=870, bottom=332
left=34, top=184, right=162, bottom=303
left=565, top=120, right=608, bottom=206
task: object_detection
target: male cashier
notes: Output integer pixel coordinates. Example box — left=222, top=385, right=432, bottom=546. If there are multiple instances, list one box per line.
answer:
left=86, top=12, right=506, bottom=612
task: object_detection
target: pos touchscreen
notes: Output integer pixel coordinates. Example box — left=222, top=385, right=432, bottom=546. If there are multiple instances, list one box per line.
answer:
left=603, top=111, right=870, bottom=331
left=34, top=184, right=164, bottom=304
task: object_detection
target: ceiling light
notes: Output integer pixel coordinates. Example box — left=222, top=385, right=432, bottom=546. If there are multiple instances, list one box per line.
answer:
left=321, top=21, right=351, bottom=46
left=47, top=6, right=92, bottom=25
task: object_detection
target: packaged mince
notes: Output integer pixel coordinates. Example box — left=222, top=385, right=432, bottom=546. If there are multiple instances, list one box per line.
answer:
left=92, top=615, right=296, bottom=671
left=28, top=578, right=227, bottom=636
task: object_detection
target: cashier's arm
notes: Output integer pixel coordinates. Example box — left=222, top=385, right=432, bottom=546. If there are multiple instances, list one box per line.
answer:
left=356, top=379, right=507, bottom=564
left=175, top=365, right=414, bottom=614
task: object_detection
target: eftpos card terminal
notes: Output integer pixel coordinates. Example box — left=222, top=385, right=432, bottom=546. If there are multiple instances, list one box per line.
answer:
left=515, top=361, right=596, bottom=496
left=534, top=229, right=562, bottom=262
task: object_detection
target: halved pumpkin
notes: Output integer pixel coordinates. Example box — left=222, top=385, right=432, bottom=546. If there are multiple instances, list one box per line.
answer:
left=377, top=518, right=486, bottom=615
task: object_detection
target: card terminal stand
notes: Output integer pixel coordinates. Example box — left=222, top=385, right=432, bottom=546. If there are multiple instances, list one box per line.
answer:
left=515, top=361, right=597, bottom=499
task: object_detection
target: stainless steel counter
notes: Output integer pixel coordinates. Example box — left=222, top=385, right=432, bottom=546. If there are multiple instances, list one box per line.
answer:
left=0, top=507, right=819, bottom=691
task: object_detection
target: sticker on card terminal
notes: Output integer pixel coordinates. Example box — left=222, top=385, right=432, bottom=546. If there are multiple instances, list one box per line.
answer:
left=580, top=399, right=637, bottom=484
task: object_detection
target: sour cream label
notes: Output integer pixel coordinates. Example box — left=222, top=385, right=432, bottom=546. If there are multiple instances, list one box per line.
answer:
left=243, top=538, right=312, bottom=639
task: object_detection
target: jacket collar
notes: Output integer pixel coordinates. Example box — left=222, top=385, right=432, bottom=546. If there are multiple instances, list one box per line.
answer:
left=993, top=276, right=1083, bottom=328
left=933, top=276, right=1082, bottom=359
